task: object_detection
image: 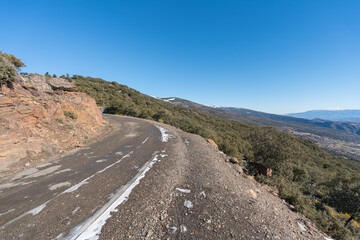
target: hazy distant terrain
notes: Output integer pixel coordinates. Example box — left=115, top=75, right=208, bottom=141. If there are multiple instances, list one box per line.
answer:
left=161, top=97, right=360, bottom=162
left=288, top=109, right=360, bottom=122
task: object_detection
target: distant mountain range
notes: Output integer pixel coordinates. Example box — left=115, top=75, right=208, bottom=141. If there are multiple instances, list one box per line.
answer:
left=160, top=97, right=360, bottom=161
left=287, top=110, right=360, bottom=122
left=160, top=98, right=360, bottom=140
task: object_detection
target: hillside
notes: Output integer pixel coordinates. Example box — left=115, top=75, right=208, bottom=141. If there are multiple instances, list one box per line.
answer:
left=0, top=56, right=104, bottom=175
left=162, top=97, right=360, bottom=140
left=160, top=97, right=360, bottom=162
left=288, top=110, right=360, bottom=122
left=69, top=75, right=360, bottom=239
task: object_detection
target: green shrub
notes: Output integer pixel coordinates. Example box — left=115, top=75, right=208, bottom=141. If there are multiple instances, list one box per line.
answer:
left=64, top=110, right=78, bottom=120
left=0, top=51, right=26, bottom=71
left=54, top=116, right=65, bottom=124
left=0, top=56, right=17, bottom=86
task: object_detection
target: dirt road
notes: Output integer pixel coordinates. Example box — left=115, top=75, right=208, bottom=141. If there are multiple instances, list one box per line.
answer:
left=0, top=115, right=329, bottom=239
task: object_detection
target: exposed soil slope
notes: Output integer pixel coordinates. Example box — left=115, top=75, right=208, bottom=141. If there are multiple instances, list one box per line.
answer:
left=0, top=75, right=103, bottom=175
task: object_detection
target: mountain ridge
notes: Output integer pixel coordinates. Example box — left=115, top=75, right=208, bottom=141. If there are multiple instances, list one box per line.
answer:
left=160, top=97, right=360, bottom=140
left=288, top=109, right=360, bottom=122
left=160, top=97, right=360, bottom=162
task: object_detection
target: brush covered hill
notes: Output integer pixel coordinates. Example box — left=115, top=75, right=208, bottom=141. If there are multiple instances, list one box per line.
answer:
left=70, top=75, right=360, bottom=239
left=160, top=97, right=360, bottom=142
left=160, top=97, right=360, bottom=162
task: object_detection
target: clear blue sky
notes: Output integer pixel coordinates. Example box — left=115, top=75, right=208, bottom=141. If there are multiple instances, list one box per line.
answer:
left=1, top=0, right=359, bottom=114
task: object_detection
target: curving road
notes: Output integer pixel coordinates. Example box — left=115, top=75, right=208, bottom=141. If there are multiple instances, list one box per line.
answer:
left=0, top=115, right=330, bottom=240
left=0, top=115, right=170, bottom=239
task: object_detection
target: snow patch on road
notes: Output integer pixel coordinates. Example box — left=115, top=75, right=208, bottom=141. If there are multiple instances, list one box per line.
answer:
left=170, top=226, right=177, bottom=234
left=54, top=233, right=64, bottom=239
left=54, top=168, right=71, bottom=174
left=72, top=207, right=80, bottom=215
left=25, top=165, right=62, bottom=179
left=184, top=200, right=193, bottom=208
left=49, top=181, right=71, bottom=191
left=200, top=191, right=206, bottom=198
left=180, top=225, right=187, bottom=233
left=0, top=208, right=15, bottom=217
left=68, top=154, right=162, bottom=240
left=28, top=202, right=47, bottom=215
left=63, top=177, right=90, bottom=194
left=156, top=126, right=173, bottom=142
left=95, top=159, right=107, bottom=163
left=175, top=188, right=191, bottom=193
left=142, top=137, right=149, bottom=144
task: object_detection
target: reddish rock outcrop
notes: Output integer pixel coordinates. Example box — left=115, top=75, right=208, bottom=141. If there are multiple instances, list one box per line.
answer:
left=206, top=138, right=218, bottom=150
left=0, top=75, right=103, bottom=172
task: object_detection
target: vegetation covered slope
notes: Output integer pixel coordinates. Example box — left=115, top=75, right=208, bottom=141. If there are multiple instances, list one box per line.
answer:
left=161, top=97, right=360, bottom=143
left=69, top=75, right=360, bottom=239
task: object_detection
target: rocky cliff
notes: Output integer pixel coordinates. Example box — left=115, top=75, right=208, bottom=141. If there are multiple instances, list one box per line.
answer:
left=0, top=75, right=103, bottom=173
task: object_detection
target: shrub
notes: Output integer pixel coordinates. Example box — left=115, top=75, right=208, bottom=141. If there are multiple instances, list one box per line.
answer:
left=0, top=51, right=26, bottom=71
left=64, top=110, right=78, bottom=119
left=54, top=116, right=65, bottom=124
left=0, top=56, right=17, bottom=86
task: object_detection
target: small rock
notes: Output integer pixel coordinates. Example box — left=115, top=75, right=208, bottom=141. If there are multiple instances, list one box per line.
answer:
left=146, top=230, right=154, bottom=238
left=207, top=139, right=218, bottom=149
left=234, top=165, right=243, bottom=173
left=249, top=189, right=257, bottom=198
left=229, top=157, right=239, bottom=164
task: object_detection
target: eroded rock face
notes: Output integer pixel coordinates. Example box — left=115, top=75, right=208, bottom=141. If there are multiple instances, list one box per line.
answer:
left=0, top=75, right=103, bottom=171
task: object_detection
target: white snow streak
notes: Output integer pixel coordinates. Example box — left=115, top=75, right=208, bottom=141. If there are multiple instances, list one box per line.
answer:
left=72, top=207, right=80, bottom=215
left=156, top=126, right=173, bottom=142
left=162, top=98, right=175, bottom=102
left=28, top=202, right=47, bottom=215
left=0, top=209, right=15, bottom=217
left=70, top=154, right=161, bottom=240
left=175, top=188, right=191, bottom=194
left=142, top=137, right=149, bottom=144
